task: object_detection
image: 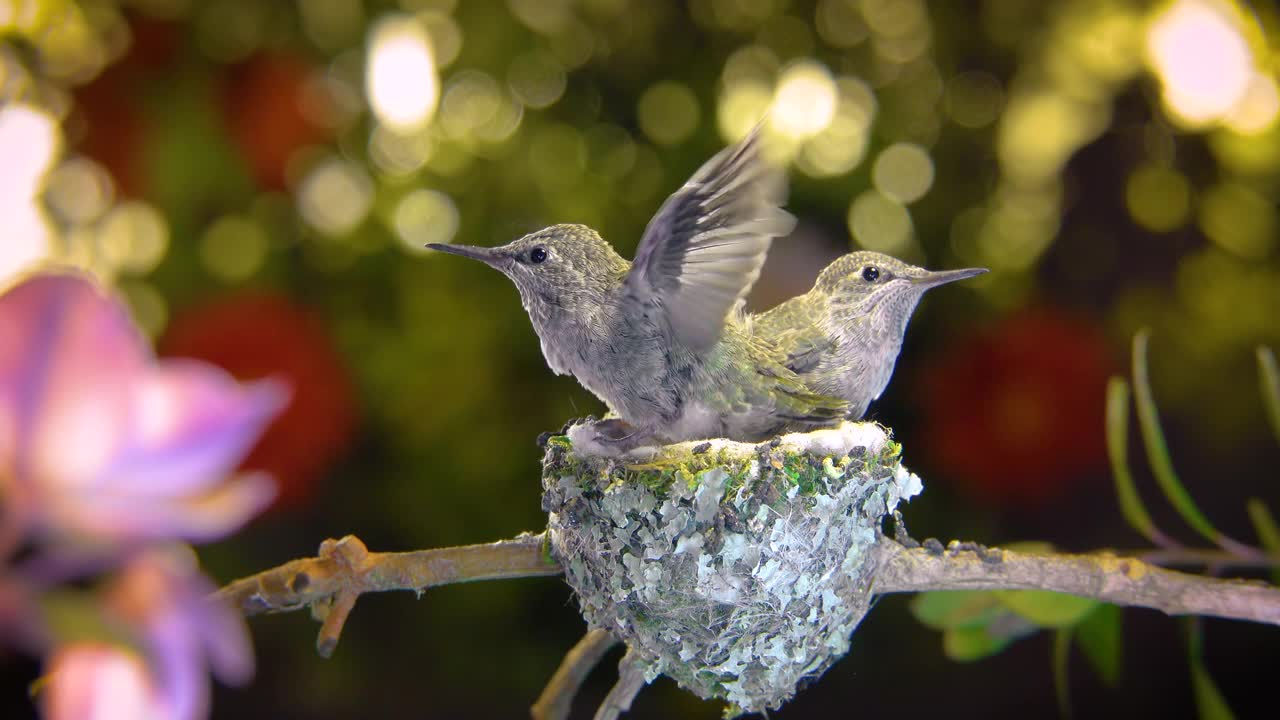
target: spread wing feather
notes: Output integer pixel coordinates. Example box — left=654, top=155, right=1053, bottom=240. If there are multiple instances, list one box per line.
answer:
left=624, top=126, right=795, bottom=352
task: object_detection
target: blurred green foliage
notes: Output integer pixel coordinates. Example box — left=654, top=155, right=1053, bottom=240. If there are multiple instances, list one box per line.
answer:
left=2, top=0, right=1278, bottom=718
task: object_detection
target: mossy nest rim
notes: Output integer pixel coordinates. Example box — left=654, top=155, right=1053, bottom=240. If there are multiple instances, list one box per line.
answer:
left=541, top=422, right=922, bottom=715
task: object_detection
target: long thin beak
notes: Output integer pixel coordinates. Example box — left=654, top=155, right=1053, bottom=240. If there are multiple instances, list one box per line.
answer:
left=426, top=243, right=505, bottom=267
left=914, top=267, right=988, bottom=289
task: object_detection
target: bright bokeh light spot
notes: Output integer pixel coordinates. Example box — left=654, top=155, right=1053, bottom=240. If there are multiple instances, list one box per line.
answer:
left=0, top=102, right=59, bottom=282
left=508, top=49, right=567, bottom=109
left=439, top=70, right=503, bottom=140
left=1146, top=0, right=1255, bottom=127
left=0, top=102, right=58, bottom=196
left=976, top=187, right=1061, bottom=271
left=0, top=206, right=51, bottom=283
left=797, top=116, right=867, bottom=178
left=1125, top=165, right=1190, bottom=232
left=369, top=125, right=433, bottom=177
left=200, top=214, right=269, bottom=281
left=873, top=143, right=934, bottom=204
left=998, top=92, right=1104, bottom=182
left=0, top=2, right=31, bottom=32
left=298, top=157, right=374, bottom=235
left=422, top=12, right=463, bottom=68
left=45, top=157, right=114, bottom=226
left=366, top=15, right=439, bottom=133
left=718, top=81, right=773, bottom=142
left=1199, top=182, right=1276, bottom=259
left=722, top=45, right=780, bottom=87
left=797, top=75, right=877, bottom=178
left=816, top=0, right=869, bottom=48
left=1226, top=72, right=1280, bottom=135
left=771, top=60, right=838, bottom=139
left=638, top=82, right=700, bottom=145
left=848, top=190, right=913, bottom=255
left=393, top=189, right=459, bottom=252
left=860, top=0, right=927, bottom=38
left=97, top=201, right=170, bottom=275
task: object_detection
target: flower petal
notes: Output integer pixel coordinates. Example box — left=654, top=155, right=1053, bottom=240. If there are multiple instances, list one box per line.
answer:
left=1, top=273, right=288, bottom=544
left=106, top=362, right=289, bottom=497
left=0, top=274, right=148, bottom=487
left=103, top=548, right=255, bottom=720
left=44, top=644, right=164, bottom=720
left=49, top=472, right=276, bottom=544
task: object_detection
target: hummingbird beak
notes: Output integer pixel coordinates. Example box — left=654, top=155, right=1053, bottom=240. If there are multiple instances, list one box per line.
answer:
left=426, top=243, right=508, bottom=268
left=912, top=267, right=988, bottom=289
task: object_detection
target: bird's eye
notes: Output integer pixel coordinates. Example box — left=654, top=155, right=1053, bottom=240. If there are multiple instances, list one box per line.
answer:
left=529, top=247, right=548, bottom=264
left=862, top=266, right=880, bottom=282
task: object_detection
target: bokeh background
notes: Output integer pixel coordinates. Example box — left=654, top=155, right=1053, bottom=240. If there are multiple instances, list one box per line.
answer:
left=2, top=0, right=1278, bottom=717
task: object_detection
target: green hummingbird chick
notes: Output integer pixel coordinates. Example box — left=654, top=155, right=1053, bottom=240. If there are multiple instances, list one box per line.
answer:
left=428, top=128, right=847, bottom=448
left=753, top=251, right=986, bottom=420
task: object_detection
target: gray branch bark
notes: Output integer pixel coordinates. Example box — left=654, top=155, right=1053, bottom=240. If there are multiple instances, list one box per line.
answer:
left=871, top=540, right=1280, bottom=626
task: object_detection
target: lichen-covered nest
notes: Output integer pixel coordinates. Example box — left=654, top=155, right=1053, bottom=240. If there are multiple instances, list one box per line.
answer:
left=540, top=422, right=922, bottom=715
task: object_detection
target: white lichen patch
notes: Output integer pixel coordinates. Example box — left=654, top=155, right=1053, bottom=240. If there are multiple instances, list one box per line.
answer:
left=541, top=421, right=922, bottom=715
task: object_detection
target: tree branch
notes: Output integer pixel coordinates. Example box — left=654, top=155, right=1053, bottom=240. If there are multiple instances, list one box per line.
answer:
left=872, top=540, right=1280, bottom=626
left=532, top=629, right=621, bottom=720
left=215, top=532, right=562, bottom=656
left=593, top=648, right=648, bottom=720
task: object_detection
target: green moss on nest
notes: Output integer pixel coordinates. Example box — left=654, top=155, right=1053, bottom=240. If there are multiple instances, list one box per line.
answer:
left=541, top=422, right=923, bottom=715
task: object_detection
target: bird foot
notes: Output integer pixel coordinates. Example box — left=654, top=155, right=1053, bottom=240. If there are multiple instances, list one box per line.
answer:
left=587, top=419, right=654, bottom=451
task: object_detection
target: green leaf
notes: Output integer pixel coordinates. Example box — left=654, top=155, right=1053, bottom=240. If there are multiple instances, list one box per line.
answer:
left=911, top=591, right=1004, bottom=630
left=1105, top=377, right=1161, bottom=544
left=1190, top=658, right=1235, bottom=720
left=1245, top=498, right=1280, bottom=585
left=1074, top=603, right=1122, bottom=687
left=1184, top=618, right=1236, bottom=720
left=1131, top=330, right=1219, bottom=542
left=1052, top=629, right=1073, bottom=719
left=1258, top=347, right=1280, bottom=446
left=995, top=590, right=1098, bottom=628
left=943, top=625, right=1019, bottom=662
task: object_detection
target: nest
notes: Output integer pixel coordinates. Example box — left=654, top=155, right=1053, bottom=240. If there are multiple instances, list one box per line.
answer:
left=540, top=422, right=922, bottom=715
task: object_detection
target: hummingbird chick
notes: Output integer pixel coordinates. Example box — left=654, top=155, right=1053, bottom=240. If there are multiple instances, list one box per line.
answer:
left=429, top=128, right=847, bottom=448
left=753, top=251, right=986, bottom=420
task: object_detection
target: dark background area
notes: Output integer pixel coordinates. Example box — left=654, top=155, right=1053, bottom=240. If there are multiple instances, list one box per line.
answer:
left=2, top=0, right=1277, bottom=717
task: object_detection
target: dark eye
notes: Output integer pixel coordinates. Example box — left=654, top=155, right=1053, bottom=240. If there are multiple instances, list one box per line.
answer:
left=529, top=247, right=547, bottom=264
left=862, top=266, right=880, bottom=282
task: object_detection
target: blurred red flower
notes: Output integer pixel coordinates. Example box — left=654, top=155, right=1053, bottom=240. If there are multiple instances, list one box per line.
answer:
left=914, top=306, right=1113, bottom=507
left=221, top=52, right=333, bottom=191
left=161, top=292, right=356, bottom=512
left=73, top=18, right=182, bottom=197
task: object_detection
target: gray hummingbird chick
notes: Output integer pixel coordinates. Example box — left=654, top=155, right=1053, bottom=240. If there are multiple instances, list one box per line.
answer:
left=428, top=129, right=847, bottom=447
left=753, top=251, right=986, bottom=420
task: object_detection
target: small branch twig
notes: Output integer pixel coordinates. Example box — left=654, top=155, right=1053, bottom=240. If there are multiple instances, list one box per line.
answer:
left=216, top=532, right=562, bottom=656
left=872, top=540, right=1280, bottom=626
left=593, top=648, right=648, bottom=720
left=532, top=629, right=621, bottom=720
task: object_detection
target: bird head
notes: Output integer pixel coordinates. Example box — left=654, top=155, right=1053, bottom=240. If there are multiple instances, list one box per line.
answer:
left=816, top=250, right=987, bottom=334
left=428, top=224, right=629, bottom=322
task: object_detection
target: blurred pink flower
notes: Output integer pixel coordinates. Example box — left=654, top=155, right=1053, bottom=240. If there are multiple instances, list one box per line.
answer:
left=44, top=645, right=160, bottom=720
left=43, top=548, right=253, bottom=720
left=0, top=273, right=286, bottom=546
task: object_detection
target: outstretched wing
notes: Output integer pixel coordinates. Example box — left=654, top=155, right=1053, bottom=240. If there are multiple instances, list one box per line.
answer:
left=623, top=126, right=795, bottom=352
